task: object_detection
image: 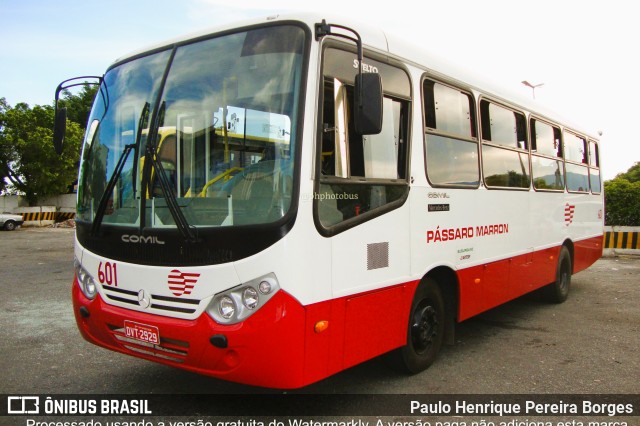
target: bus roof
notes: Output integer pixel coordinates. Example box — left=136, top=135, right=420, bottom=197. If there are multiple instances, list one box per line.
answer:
left=112, top=12, right=600, bottom=141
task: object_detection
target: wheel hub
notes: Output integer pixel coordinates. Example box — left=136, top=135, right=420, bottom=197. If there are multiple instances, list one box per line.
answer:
left=411, top=303, right=438, bottom=353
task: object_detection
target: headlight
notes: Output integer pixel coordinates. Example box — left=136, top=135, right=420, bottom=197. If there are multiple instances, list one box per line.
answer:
left=77, top=267, right=88, bottom=285
left=206, top=273, right=280, bottom=324
left=242, top=287, right=259, bottom=309
left=84, top=276, right=97, bottom=298
left=74, top=257, right=98, bottom=300
left=218, top=296, right=236, bottom=319
left=258, top=280, right=272, bottom=295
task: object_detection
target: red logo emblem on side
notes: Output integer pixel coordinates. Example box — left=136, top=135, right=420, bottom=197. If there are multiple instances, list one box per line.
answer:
left=167, top=269, right=200, bottom=297
left=564, top=203, right=575, bottom=226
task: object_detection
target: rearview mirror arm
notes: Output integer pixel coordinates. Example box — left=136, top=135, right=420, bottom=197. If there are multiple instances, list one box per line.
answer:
left=315, top=20, right=364, bottom=108
left=53, top=76, right=103, bottom=156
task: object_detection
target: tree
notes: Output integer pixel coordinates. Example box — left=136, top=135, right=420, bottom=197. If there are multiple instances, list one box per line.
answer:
left=58, top=84, right=99, bottom=128
left=0, top=97, right=85, bottom=206
left=613, top=161, right=640, bottom=183
left=604, top=162, right=640, bottom=226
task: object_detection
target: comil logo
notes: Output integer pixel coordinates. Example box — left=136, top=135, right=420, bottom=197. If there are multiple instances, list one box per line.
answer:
left=167, top=270, right=200, bottom=297
left=121, top=234, right=165, bottom=245
left=7, top=396, right=39, bottom=414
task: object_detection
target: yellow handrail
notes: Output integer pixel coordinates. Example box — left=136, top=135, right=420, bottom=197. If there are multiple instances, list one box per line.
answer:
left=198, top=167, right=243, bottom=197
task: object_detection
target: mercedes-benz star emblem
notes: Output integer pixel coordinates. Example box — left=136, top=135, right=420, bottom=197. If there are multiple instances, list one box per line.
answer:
left=137, top=289, right=151, bottom=309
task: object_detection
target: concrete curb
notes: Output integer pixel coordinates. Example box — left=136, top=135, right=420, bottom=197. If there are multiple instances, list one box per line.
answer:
left=13, top=206, right=76, bottom=226
left=604, top=226, right=640, bottom=250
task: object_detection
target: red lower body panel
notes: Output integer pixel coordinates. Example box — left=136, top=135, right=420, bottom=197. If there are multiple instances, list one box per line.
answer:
left=457, top=236, right=603, bottom=321
left=73, top=235, right=602, bottom=388
left=73, top=278, right=417, bottom=388
left=574, top=235, right=603, bottom=273
left=301, top=281, right=418, bottom=384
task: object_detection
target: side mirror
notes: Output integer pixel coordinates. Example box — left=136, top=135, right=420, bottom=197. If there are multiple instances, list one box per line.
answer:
left=354, top=73, right=383, bottom=135
left=53, top=107, right=67, bottom=155
left=52, top=75, right=103, bottom=156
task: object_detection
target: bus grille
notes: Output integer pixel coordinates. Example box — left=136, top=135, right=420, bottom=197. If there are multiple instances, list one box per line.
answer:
left=108, top=324, right=189, bottom=363
left=102, top=286, right=200, bottom=315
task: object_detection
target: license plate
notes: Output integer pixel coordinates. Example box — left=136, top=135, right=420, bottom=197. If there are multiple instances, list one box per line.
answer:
left=124, top=320, right=160, bottom=345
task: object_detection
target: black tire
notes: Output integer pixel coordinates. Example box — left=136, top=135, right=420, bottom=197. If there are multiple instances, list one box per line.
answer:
left=3, top=221, right=16, bottom=231
left=387, top=278, right=446, bottom=374
left=544, top=246, right=572, bottom=303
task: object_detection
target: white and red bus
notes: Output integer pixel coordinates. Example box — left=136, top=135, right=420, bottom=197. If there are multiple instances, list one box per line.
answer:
left=57, top=14, right=603, bottom=388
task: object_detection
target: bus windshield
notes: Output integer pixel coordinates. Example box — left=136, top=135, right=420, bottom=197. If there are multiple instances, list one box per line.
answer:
left=77, top=25, right=305, bottom=230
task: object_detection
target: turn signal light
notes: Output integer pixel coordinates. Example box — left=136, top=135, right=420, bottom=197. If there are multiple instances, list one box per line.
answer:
left=314, top=320, right=329, bottom=333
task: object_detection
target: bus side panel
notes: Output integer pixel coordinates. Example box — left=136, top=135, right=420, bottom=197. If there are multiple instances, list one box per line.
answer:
left=457, top=265, right=486, bottom=321
left=341, top=282, right=416, bottom=369
left=482, top=258, right=511, bottom=310
left=522, top=245, right=560, bottom=292
left=301, top=281, right=417, bottom=384
left=457, top=235, right=602, bottom=323
left=457, top=246, right=560, bottom=321
left=456, top=259, right=513, bottom=321
left=508, top=250, right=535, bottom=299
left=574, top=235, right=603, bottom=273
left=302, top=298, right=340, bottom=385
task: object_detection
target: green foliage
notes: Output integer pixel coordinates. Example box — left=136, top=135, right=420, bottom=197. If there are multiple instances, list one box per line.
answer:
left=604, top=164, right=640, bottom=226
left=0, top=97, right=85, bottom=206
left=484, top=170, right=530, bottom=189
left=613, top=161, right=640, bottom=183
left=58, top=84, right=99, bottom=127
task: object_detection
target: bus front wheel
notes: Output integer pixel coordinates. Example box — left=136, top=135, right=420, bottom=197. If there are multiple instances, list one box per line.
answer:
left=388, top=278, right=446, bottom=374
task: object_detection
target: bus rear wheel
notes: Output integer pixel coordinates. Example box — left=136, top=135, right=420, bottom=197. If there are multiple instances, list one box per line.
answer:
left=388, top=278, right=446, bottom=374
left=543, top=246, right=572, bottom=303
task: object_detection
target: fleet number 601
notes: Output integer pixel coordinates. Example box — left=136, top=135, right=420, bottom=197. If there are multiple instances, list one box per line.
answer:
left=98, top=261, right=118, bottom=286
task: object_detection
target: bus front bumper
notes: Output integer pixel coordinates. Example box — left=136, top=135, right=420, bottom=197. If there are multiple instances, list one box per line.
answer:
left=72, top=279, right=309, bottom=389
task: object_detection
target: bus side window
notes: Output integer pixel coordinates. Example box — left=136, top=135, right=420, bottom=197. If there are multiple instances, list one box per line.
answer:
left=564, top=131, right=589, bottom=193
left=320, top=80, right=337, bottom=176
left=531, top=118, right=564, bottom=191
left=480, top=100, right=530, bottom=189
left=423, top=79, right=479, bottom=187
left=317, top=52, right=410, bottom=231
left=588, top=140, right=601, bottom=194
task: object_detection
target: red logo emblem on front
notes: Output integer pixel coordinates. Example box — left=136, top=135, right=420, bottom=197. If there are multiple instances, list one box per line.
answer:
left=167, top=269, right=200, bottom=296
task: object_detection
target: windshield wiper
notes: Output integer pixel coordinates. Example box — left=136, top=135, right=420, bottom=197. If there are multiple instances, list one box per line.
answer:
left=150, top=153, right=198, bottom=242
left=91, top=103, right=149, bottom=237
left=91, top=143, right=136, bottom=237
left=131, top=102, right=150, bottom=199
left=141, top=101, right=198, bottom=243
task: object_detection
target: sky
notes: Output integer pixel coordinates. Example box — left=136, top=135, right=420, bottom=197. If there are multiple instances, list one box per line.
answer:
left=1, top=0, right=637, bottom=180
